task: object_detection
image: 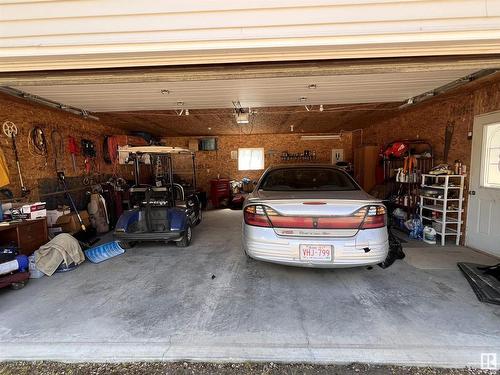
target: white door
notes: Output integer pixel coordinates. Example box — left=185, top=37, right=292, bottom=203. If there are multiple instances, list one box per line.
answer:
left=466, top=111, right=500, bottom=257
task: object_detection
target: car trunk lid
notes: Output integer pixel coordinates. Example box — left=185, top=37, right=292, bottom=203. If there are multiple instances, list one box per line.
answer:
left=245, top=190, right=385, bottom=237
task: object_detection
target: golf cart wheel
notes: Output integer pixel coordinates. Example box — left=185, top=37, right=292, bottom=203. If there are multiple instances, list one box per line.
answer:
left=176, top=225, right=192, bottom=247
left=194, top=209, right=202, bottom=226
left=118, top=241, right=135, bottom=249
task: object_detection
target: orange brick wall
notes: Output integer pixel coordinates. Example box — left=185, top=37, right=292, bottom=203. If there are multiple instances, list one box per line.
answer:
left=163, top=132, right=354, bottom=193
left=0, top=93, right=131, bottom=200
left=364, top=79, right=500, bottom=170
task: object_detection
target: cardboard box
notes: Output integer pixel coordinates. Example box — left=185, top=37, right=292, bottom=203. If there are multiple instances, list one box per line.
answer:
left=55, top=210, right=90, bottom=234
left=46, top=207, right=71, bottom=227
left=21, top=202, right=46, bottom=220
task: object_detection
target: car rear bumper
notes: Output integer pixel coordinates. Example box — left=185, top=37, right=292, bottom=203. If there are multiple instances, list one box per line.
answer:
left=242, top=224, right=389, bottom=268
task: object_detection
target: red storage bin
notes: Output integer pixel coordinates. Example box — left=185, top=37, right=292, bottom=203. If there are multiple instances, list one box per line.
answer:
left=210, top=179, right=230, bottom=208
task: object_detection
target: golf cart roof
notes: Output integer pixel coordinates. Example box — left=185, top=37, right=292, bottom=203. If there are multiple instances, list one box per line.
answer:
left=118, top=146, right=193, bottom=155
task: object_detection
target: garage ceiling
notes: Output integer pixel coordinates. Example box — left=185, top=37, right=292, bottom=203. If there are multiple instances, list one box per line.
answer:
left=12, top=69, right=477, bottom=112
left=95, top=103, right=400, bottom=136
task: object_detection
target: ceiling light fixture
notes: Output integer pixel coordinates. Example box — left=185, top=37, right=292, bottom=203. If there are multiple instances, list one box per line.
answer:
left=308, top=84, right=317, bottom=89
left=176, top=100, right=184, bottom=106
left=160, top=89, right=170, bottom=95
left=299, top=96, right=308, bottom=102
left=300, top=134, right=342, bottom=141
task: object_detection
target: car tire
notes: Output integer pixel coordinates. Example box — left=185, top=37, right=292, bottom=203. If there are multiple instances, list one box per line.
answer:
left=176, top=225, right=192, bottom=247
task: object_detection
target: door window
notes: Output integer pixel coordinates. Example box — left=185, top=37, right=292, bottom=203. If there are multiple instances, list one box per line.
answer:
left=481, top=122, right=500, bottom=188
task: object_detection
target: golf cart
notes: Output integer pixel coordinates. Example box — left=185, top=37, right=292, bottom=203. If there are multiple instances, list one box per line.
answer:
left=114, top=146, right=202, bottom=247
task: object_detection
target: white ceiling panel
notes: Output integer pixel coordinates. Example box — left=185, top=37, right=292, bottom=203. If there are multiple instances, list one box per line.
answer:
left=13, top=69, right=476, bottom=112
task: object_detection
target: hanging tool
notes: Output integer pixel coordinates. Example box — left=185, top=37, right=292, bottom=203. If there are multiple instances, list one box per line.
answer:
left=2, top=121, right=30, bottom=196
left=28, top=126, right=48, bottom=166
left=68, top=136, right=79, bottom=173
left=51, top=130, right=63, bottom=173
left=443, top=121, right=455, bottom=163
left=81, top=139, right=96, bottom=175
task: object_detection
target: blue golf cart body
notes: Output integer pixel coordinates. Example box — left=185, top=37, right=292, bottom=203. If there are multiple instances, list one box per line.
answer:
left=114, top=146, right=202, bottom=247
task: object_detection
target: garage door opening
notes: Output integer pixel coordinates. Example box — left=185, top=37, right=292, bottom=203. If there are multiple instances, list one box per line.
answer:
left=1, top=57, right=499, bottom=365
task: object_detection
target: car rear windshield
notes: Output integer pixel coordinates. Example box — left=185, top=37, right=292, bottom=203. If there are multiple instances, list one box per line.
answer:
left=259, top=168, right=359, bottom=191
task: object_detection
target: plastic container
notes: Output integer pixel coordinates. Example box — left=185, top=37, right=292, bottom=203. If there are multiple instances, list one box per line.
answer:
left=0, top=255, right=29, bottom=276
left=423, top=226, right=437, bottom=245
left=28, top=255, right=45, bottom=279
left=85, top=241, right=125, bottom=263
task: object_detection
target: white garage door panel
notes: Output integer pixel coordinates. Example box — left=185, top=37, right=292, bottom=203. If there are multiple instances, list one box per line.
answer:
left=1, top=0, right=500, bottom=71
left=13, top=69, right=475, bottom=111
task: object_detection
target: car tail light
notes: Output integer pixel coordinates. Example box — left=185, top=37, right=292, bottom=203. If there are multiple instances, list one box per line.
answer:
left=244, top=205, right=271, bottom=227
left=360, top=205, right=387, bottom=229
left=266, top=208, right=314, bottom=228
left=244, top=204, right=386, bottom=230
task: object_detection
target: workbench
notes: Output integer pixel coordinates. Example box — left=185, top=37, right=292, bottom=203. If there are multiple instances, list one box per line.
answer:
left=0, top=218, right=48, bottom=255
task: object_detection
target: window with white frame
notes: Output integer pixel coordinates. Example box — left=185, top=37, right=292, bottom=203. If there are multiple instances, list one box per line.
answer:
left=238, top=148, right=264, bottom=171
left=481, top=122, right=500, bottom=188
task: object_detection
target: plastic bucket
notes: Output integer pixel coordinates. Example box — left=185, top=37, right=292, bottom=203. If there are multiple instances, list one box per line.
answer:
left=28, top=255, right=45, bottom=279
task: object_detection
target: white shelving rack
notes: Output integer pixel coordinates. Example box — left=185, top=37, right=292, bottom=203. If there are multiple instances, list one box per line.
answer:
left=419, top=174, right=465, bottom=246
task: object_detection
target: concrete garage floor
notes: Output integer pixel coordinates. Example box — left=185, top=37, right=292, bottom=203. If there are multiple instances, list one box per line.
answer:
left=0, top=210, right=499, bottom=367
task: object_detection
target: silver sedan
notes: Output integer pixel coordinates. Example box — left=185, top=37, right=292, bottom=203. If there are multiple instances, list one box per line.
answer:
left=242, top=165, right=389, bottom=268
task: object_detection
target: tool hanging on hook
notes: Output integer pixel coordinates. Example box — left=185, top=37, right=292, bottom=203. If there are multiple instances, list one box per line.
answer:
left=28, top=126, right=48, bottom=166
left=51, top=130, right=63, bottom=173
left=2, top=121, right=30, bottom=197
left=68, top=136, right=79, bottom=173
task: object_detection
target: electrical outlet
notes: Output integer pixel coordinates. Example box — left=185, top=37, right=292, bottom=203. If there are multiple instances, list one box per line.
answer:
left=331, top=149, right=344, bottom=164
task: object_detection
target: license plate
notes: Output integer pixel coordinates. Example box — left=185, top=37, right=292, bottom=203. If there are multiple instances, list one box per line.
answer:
left=299, top=245, right=332, bottom=261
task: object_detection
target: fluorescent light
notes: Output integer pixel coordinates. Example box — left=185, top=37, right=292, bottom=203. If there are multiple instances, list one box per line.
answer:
left=300, top=134, right=341, bottom=140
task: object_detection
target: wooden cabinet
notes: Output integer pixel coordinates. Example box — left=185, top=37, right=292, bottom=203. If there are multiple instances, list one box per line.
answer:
left=0, top=218, right=48, bottom=256
left=354, top=145, right=379, bottom=192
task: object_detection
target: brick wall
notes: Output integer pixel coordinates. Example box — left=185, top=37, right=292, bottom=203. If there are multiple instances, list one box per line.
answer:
left=0, top=93, right=131, bottom=200
left=163, top=132, right=354, bottom=193
left=364, top=79, right=500, bottom=170
left=363, top=78, right=500, bottom=240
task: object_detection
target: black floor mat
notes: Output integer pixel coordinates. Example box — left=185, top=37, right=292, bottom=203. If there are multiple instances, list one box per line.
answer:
left=457, top=262, right=500, bottom=305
